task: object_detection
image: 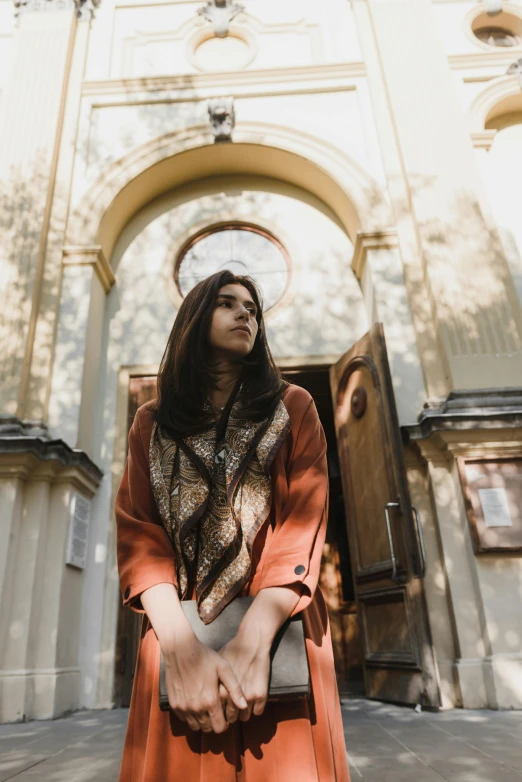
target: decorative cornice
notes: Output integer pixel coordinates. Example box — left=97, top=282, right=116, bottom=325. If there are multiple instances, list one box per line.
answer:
left=62, top=245, right=115, bottom=293
left=0, top=415, right=103, bottom=486
left=81, top=62, right=366, bottom=97
left=403, top=388, right=522, bottom=442
left=352, top=229, right=399, bottom=279
left=471, top=128, right=498, bottom=149
left=14, top=0, right=100, bottom=21
left=448, top=49, right=522, bottom=70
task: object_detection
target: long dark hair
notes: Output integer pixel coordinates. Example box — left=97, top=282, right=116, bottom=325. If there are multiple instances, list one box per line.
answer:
left=153, top=270, right=288, bottom=436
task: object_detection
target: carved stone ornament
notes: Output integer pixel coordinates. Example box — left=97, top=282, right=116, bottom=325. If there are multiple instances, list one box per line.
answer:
left=14, top=0, right=101, bottom=21
left=484, top=0, right=503, bottom=16
left=197, top=0, right=244, bottom=38
left=507, top=57, right=522, bottom=88
left=208, top=97, right=235, bottom=142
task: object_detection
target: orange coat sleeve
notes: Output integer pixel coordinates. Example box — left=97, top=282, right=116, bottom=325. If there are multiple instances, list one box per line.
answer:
left=258, top=396, right=328, bottom=616
left=115, top=408, right=178, bottom=613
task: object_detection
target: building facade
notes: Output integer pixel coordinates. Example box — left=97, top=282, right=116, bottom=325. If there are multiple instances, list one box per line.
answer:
left=1, top=0, right=522, bottom=722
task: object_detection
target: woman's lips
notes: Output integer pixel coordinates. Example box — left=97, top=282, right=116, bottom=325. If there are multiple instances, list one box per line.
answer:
left=232, top=326, right=250, bottom=335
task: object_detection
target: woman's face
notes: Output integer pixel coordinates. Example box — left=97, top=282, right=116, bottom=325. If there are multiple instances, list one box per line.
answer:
left=208, top=283, right=259, bottom=359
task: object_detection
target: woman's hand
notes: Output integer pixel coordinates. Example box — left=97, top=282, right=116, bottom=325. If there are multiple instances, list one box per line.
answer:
left=218, top=586, right=301, bottom=723
left=140, top=583, right=247, bottom=734
left=162, top=633, right=248, bottom=733
left=218, top=629, right=271, bottom=723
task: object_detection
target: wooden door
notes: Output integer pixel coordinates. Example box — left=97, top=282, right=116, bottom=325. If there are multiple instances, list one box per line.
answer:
left=329, top=324, right=441, bottom=707
left=114, top=376, right=158, bottom=707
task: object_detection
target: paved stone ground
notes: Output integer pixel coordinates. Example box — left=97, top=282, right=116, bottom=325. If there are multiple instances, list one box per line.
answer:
left=1, top=698, right=521, bottom=781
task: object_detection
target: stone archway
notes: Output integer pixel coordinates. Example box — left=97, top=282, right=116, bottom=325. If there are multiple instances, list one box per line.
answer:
left=66, top=121, right=392, bottom=263
left=55, top=126, right=425, bottom=711
left=469, top=75, right=522, bottom=140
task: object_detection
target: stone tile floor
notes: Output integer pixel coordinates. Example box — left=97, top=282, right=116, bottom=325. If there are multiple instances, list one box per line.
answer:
left=0, top=698, right=521, bottom=781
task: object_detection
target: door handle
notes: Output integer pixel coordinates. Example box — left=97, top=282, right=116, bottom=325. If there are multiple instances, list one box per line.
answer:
left=384, top=501, right=400, bottom=580
left=412, top=504, right=426, bottom=577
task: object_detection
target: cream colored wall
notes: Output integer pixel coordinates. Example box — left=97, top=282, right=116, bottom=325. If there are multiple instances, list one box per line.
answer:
left=2, top=0, right=522, bottom=718
left=0, top=3, right=15, bottom=106
left=84, top=0, right=361, bottom=81
left=71, top=88, right=378, bottom=209
left=61, top=0, right=522, bottom=711
left=476, top=120, right=522, bottom=308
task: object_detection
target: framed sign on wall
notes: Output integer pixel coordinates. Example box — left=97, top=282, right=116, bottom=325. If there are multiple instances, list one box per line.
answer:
left=457, top=457, right=522, bottom=554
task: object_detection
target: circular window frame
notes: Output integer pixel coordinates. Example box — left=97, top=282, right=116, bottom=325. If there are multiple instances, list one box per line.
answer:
left=167, top=219, right=294, bottom=318
left=185, top=23, right=258, bottom=72
left=466, top=4, right=522, bottom=51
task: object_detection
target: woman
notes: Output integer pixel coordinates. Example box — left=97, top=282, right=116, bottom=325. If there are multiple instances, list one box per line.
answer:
left=115, top=270, right=350, bottom=781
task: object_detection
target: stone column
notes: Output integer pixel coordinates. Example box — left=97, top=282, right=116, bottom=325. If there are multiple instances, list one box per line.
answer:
left=416, top=437, right=491, bottom=709
left=352, top=230, right=426, bottom=425
left=47, top=246, right=114, bottom=452
left=354, top=0, right=522, bottom=394
left=0, top=442, right=102, bottom=722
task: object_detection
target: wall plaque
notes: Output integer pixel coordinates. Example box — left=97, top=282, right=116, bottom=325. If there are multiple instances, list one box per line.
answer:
left=457, top=457, right=522, bottom=553
left=65, top=492, right=91, bottom=569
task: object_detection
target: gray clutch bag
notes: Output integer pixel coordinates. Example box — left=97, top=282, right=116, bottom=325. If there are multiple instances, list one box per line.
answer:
left=159, top=596, right=310, bottom=711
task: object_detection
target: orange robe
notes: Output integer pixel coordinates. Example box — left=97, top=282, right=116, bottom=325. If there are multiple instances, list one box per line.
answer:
left=115, top=383, right=350, bottom=781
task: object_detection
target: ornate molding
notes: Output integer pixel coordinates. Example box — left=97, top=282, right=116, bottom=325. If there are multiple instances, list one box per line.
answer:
left=468, top=74, right=522, bottom=131
left=448, top=50, right=522, bottom=70
left=0, top=415, right=103, bottom=487
left=207, top=96, right=235, bottom=141
left=197, top=0, right=244, bottom=38
left=62, top=245, right=115, bottom=293
left=484, top=0, right=503, bottom=15
left=507, top=57, right=522, bottom=87
left=14, top=0, right=101, bottom=21
left=82, top=62, right=365, bottom=97
left=471, top=129, right=498, bottom=149
left=351, top=229, right=399, bottom=280
left=403, top=389, right=522, bottom=442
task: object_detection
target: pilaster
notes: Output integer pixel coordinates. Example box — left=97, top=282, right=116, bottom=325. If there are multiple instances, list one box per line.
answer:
left=47, top=247, right=113, bottom=453
left=0, top=440, right=102, bottom=722
left=355, top=0, right=522, bottom=393
left=0, top=0, right=100, bottom=424
left=353, top=230, right=426, bottom=424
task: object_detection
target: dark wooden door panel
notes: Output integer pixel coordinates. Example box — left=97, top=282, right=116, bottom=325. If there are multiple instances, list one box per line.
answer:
left=330, top=324, right=440, bottom=708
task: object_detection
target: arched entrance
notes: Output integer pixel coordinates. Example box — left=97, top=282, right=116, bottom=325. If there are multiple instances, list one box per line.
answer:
left=56, top=126, right=428, bottom=709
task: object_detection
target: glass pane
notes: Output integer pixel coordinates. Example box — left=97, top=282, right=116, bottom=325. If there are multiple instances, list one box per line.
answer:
left=177, top=227, right=288, bottom=310
left=475, top=27, right=519, bottom=46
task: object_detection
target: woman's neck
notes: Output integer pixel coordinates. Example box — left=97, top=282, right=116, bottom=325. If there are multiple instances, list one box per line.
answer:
left=207, top=360, right=242, bottom=411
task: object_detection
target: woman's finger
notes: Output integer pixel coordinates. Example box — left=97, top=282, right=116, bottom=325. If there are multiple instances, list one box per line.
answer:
left=225, top=697, right=239, bottom=724
left=219, top=683, right=228, bottom=706
left=238, top=704, right=252, bottom=722
left=252, top=696, right=267, bottom=717
left=195, top=712, right=213, bottom=733
left=185, top=713, right=201, bottom=732
left=208, top=700, right=229, bottom=734
left=217, top=660, right=248, bottom=712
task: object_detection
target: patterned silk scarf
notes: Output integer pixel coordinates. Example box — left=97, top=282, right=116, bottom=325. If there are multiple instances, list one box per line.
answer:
left=149, top=386, right=291, bottom=623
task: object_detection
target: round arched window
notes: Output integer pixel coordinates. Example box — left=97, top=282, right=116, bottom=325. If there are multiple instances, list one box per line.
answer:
left=474, top=26, right=520, bottom=46
left=175, top=224, right=289, bottom=310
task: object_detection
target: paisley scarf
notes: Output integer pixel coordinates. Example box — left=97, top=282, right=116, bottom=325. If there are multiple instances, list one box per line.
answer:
left=149, top=385, right=291, bottom=623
